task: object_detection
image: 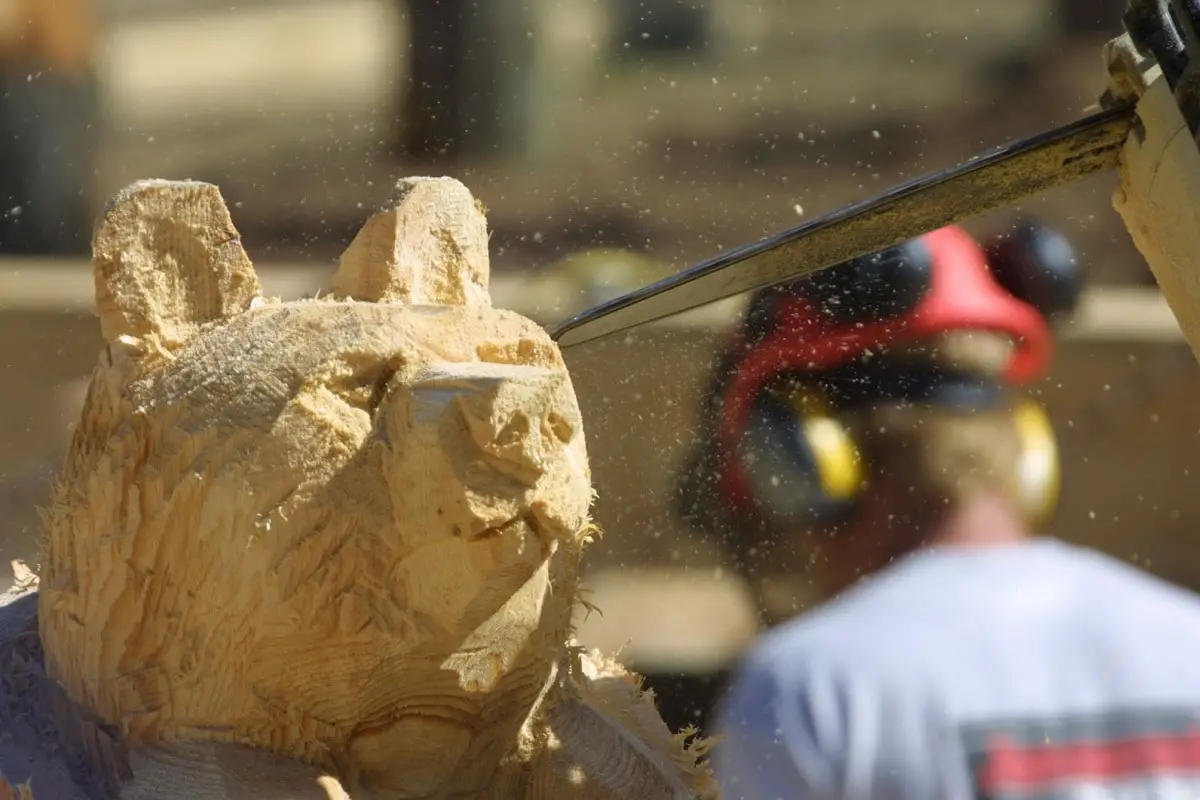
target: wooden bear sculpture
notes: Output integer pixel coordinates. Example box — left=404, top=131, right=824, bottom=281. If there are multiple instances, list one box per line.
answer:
left=0, top=177, right=719, bottom=799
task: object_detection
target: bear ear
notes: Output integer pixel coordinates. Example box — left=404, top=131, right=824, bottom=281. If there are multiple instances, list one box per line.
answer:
left=330, top=176, right=491, bottom=307
left=91, top=180, right=262, bottom=350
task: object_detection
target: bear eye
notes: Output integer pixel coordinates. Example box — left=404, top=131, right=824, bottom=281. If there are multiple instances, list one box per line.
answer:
left=328, top=356, right=405, bottom=416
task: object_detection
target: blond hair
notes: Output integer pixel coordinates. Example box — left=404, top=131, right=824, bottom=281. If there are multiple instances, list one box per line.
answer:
left=852, top=331, right=1025, bottom=518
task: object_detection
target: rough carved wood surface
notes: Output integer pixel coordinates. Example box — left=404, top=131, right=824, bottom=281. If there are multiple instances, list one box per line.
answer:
left=1, top=177, right=717, bottom=798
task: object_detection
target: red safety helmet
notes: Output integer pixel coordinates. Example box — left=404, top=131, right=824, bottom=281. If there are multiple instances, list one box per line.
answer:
left=674, top=220, right=1082, bottom=537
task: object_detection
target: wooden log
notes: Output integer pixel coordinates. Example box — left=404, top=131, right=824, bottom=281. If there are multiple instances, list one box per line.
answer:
left=1107, top=34, right=1200, bottom=367
left=4, top=177, right=717, bottom=798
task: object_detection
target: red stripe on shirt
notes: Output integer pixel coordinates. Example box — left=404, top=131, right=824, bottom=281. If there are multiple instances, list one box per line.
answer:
left=979, top=729, right=1200, bottom=791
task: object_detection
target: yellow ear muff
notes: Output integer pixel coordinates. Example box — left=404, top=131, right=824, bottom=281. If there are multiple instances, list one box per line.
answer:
left=783, top=390, right=865, bottom=502
left=1011, top=399, right=1060, bottom=530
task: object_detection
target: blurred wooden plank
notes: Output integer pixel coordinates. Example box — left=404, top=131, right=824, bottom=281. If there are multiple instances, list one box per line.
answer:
left=1061, top=287, right=1187, bottom=342
left=103, top=0, right=325, bottom=23
left=0, top=257, right=1185, bottom=342
left=0, top=260, right=332, bottom=310
left=0, top=258, right=744, bottom=330
left=572, top=568, right=760, bottom=672
left=96, top=0, right=401, bottom=125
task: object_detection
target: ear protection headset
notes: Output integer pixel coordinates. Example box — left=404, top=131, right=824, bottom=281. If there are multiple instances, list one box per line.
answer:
left=737, top=363, right=1062, bottom=535
left=675, top=221, right=1081, bottom=545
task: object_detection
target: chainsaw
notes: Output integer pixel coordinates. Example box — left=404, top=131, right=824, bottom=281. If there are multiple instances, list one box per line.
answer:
left=551, top=0, right=1200, bottom=353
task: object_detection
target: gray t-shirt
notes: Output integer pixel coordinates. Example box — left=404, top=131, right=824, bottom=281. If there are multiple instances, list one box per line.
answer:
left=713, top=539, right=1200, bottom=799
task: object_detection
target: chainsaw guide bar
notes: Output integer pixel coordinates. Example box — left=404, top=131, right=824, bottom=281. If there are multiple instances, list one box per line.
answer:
left=552, top=102, right=1137, bottom=348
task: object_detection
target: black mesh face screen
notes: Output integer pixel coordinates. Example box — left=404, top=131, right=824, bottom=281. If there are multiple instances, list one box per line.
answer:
left=739, top=238, right=936, bottom=346
left=801, top=239, right=935, bottom=325
left=776, top=357, right=1007, bottom=413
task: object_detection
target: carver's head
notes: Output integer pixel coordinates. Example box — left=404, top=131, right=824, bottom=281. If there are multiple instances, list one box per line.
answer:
left=675, top=221, right=1082, bottom=602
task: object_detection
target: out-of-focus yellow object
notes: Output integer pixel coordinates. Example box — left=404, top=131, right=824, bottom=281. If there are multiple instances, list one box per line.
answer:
left=1012, top=397, right=1061, bottom=531
left=544, top=247, right=671, bottom=312
left=0, top=772, right=34, bottom=800
left=0, top=0, right=94, bottom=78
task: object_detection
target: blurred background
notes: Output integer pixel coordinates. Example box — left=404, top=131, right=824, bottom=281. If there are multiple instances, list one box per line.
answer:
left=1, top=0, right=1192, bottom=734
